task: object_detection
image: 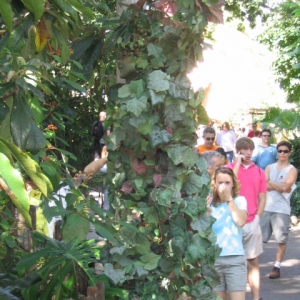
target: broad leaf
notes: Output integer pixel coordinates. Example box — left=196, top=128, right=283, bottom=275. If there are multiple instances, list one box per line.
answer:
left=11, top=92, right=46, bottom=154
left=147, top=70, right=169, bottom=92
left=0, top=153, right=31, bottom=227
left=62, top=214, right=90, bottom=242
left=0, top=0, right=13, bottom=32
left=0, top=138, right=52, bottom=196
left=127, top=96, right=147, bottom=117
left=104, top=263, right=125, bottom=285
left=21, top=0, right=45, bottom=20
left=148, top=126, right=172, bottom=148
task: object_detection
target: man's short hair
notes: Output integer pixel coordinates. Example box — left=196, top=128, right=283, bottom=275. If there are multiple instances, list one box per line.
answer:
left=235, top=137, right=255, bottom=151
left=202, top=151, right=224, bottom=168
left=202, top=127, right=216, bottom=136
left=261, top=128, right=271, bottom=136
left=276, top=141, right=292, bottom=152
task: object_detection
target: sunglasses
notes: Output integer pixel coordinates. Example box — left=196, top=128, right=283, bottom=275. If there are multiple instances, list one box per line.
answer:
left=277, top=149, right=290, bottom=154
left=205, top=137, right=215, bottom=141
left=262, top=135, right=270, bottom=137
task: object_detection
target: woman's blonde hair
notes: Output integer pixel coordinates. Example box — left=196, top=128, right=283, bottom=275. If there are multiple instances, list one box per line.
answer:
left=211, top=167, right=240, bottom=206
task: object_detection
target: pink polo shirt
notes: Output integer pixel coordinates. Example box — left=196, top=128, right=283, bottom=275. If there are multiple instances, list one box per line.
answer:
left=225, top=161, right=267, bottom=223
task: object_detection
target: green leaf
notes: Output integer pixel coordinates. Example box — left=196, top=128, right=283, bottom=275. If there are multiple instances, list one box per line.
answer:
left=63, top=78, right=87, bottom=93
left=169, top=75, right=190, bottom=101
left=0, top=0, right=13, bottom=32
left=183, top=172, right=203, bottom=195
left=21, top=0, right=45, bottom=20
left=190, top=214, right=211, bottom=232
left=0, top=101, right=9, bottom=123
left=187, top=234, right=207, bottom=261
left=93, top=221, right=117, bottom=244
left=0, top=138, right=52, bottom=196
left=127, top=96, right=147, bottom=117
left=0, top=153, right=31, bottom=227
left=157, top=188, right=173, bottom=206
left=118, top=84, right=131, bottom=98
left=104, top=263, right=125, bottom=285
left=62, top=214, right=90, bottom=242
left=149, top=90, right=164, bottom=106
left=66, top=0, right=94, bottom=19
left=148, top=126, right=172, bottom=148
left=189, top=88, right=206, bottom=108
left=106, top=128, right=126, bottom=151
left=170, top=217, right=186, bottom=237
left=166, top=145, right=198, bottom=167
left=147, top=70, right=169, bottom=92
left=140, top=252, right=161, bottom=270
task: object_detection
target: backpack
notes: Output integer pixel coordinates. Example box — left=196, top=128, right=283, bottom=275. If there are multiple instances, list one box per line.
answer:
left=91, top=121, right=104, bottom=140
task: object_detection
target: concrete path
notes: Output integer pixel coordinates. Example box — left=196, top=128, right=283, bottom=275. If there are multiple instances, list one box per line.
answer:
left=247, top=224, right=300, bottom=300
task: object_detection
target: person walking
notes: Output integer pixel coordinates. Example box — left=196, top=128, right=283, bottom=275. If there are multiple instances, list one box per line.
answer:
left=91, top=111, right=110, bottom=160
left=216, top=122, right=236, bottom=163
left=197, top=127, right=220, bottom=154
left=260, top=141, right=298, bottom=279
left=248, top=122, right=260, bottom=138
left=207, top=167, right=248, bottom=300
left=226, top=137, right=266, bottom=300
left=251, top=128, right=278, bottom=170
left=202, top=151, right=225, bottom=177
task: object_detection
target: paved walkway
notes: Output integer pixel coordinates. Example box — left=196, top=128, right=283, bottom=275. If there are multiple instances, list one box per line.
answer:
left=247, top=224, right=300, bottom=300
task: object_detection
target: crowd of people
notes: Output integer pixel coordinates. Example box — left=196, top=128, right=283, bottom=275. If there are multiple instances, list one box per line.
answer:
left=198, top=120, right=298, bottom=300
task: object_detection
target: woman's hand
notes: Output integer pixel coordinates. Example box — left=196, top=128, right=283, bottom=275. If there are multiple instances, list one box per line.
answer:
left=206, top=194, right=213, bottom=215
left=217, top=183, right=232, bottom=201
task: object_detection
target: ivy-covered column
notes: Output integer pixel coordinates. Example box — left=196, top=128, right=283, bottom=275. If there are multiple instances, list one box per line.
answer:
left=104, top=1, right=224, bottom=299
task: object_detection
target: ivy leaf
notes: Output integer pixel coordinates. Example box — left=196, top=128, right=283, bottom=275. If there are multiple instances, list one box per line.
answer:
left=128, top=80, right=144, bottom=98
left=140, top=252, right=161, bottom=271
left=148, top=126, right=172, bottom=148
left=190, top=214, right=211, bottom=232
left=131, top=159, right=147, bottom=174
left=170, top=217, right=186, bottom=237
left=183, top=172, right=203, bottom=195
left=166, top=145, right=198, bottom=167
left=127, top=96, right=147, bottom=117
left=104, top=263, right=125, bottom=285
left=149, top=89, right=164, bottom=106
left=157, top=188, right=173, bottom=206
left=202, top=264, right=221, bottom=287
left=189, top=88, right=206, bottom=108
left=118, top=84, right=131, bottom=98
left=153, top=174, right=162, bottom=187
left=147, top=70, right=169, bottom=92
left=147, top=43, right=163, bottom=58
left=106, top=128, right=126, bottom=151
left=120, top=180, right=133, bottom=194
left=187, top=234, right=207, bottom=261
left=169, top=75, right=190, bottom=100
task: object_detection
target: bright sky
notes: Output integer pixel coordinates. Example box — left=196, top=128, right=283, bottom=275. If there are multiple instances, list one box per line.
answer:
left=188, top=21, right=287, bottom=126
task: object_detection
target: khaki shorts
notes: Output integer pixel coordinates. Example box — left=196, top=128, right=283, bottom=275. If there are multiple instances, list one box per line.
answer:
left=214, top=255, right=247, bottom=292
left=242, top=214, right=263, bottom=259
left=260, top=211, right=290, bottom=243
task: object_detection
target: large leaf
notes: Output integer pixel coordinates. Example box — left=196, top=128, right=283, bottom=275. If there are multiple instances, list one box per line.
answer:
left=126, top=96, right=147, bottom=117
left=21, top=0, right=45, bottom=20
left=0, top=153, right=31, bottom=227
left=148, top=126, right=172, bottom=148
left=66, top=0, right=94, bottom=19
left=0, top=138, right=52, bottom=196
left=62, top=213, right=90, bottom=243
left=0, top=0, right=13, bottom=32
left=10, top=92, right=46, bottom=154
left=166, top=145, right=198, bottom=167
left=147, top=70, right=170, bottom=92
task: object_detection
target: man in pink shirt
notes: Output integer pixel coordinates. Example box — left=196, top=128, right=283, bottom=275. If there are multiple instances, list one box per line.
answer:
left=226, top=137, right=266, bottom=300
